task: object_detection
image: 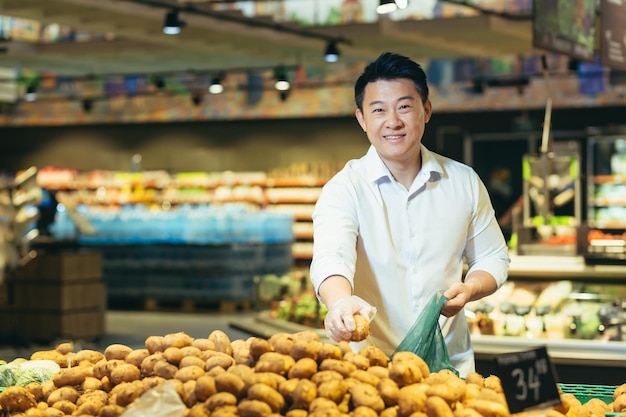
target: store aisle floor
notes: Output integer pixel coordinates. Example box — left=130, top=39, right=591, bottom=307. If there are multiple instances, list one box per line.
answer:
left=0, top=310, right=256, bottom=362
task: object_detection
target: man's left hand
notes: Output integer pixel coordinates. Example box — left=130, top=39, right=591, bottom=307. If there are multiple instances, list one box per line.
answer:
left=441, top=282, right=471, bottom=317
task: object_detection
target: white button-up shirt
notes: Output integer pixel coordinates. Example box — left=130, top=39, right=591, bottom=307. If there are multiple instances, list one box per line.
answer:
left=310, top=144, right=510, bottom=376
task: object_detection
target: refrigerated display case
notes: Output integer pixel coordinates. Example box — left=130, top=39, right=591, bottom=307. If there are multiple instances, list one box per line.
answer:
left=584, top=129, right=626, bottom=264
left=517, top=142, right=582, bottom=256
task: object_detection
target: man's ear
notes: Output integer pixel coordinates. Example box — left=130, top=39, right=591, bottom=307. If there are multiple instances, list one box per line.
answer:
left=424, top=99, right=433, bottom=123
left=355, top=108, right=366, bottom=132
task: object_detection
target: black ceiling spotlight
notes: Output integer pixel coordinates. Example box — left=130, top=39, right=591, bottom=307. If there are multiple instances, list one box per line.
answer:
left=163, top=9, right=185, bottom=35
left=25, top=83, right=37, bottom=102
left=152, top=75, right=166, bottom=90
left=274, top=67, right=290, bottom=91
left=0, top=34, right=10, bottom=54
left=82, top=98, right=94, bottom=113
left=376, top=0, right=398, bottom=15
left=191, top=91, right=203, bottom=106
left=324, top=41, right=340, bottom=63
left=469, top=78, right=485, bottom=95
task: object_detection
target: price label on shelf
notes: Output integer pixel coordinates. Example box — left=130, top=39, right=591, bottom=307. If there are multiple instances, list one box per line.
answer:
left=494, top=346, right=561, bottom=413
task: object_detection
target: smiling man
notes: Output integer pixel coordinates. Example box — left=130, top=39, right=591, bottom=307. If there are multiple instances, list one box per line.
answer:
left=309, top=52, right=510, bottom=377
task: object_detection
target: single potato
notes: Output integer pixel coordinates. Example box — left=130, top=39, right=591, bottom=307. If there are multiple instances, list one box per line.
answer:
left=351, top=314, right=370, bottom=342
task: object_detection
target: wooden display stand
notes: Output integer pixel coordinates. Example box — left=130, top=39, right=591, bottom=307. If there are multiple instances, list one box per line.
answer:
left=0, top=249, right=106, bottom=343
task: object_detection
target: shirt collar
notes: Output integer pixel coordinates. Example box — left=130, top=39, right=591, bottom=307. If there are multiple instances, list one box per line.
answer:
left=364, top=144, right=444, bottom=184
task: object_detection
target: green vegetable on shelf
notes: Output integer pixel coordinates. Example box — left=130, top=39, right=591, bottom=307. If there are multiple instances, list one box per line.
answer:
left=0, top=360, right=60, bottom=390
left=272, top=289, right=327, bottom=327
left=0, top=365, right=17, bottom=388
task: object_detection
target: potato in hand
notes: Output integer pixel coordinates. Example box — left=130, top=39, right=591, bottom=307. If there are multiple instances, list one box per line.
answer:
left=351, top=314, right=370, bottom=342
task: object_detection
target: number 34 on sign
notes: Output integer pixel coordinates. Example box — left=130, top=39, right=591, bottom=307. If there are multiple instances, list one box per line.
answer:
left=495, top=346, right=562, bottom=414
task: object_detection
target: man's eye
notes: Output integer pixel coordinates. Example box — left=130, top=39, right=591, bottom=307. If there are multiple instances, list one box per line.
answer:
left=372, top=108, right=383, bottom=113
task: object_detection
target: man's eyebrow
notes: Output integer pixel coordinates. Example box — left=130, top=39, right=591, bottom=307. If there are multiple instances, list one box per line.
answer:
left=366, top=96, right=415, bottom=107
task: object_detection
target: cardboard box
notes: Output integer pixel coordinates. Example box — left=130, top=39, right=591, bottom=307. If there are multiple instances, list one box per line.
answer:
left=0, top=307, right=106, bottom=343
left=0, top=250, right=107, bottom=342
left=13, top=250, right=103, bottom=281
left=12, top=280, right=106, bottom=311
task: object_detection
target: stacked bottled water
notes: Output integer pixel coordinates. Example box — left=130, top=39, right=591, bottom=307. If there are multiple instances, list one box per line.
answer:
left=50, top=203, right=294, bottom=245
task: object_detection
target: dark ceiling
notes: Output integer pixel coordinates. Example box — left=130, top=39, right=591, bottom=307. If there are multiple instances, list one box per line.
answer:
left=0, top=0, right=537, bottom=77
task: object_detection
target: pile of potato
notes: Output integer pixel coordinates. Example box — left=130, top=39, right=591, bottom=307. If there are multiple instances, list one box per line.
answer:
left=0, top=329, right=625, bottom=417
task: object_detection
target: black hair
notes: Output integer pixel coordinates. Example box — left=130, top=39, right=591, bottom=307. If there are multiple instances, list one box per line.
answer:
left=354, top=52, right=429, bottom=111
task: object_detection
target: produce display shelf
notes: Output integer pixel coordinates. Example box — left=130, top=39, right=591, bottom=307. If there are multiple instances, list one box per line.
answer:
left=472, top=335, right=626, bottom=368
left=229, top=310, right=326, bottom=340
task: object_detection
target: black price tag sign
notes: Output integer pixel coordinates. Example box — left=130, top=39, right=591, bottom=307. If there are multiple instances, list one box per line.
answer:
left=494, top=346, right=561, bottom=414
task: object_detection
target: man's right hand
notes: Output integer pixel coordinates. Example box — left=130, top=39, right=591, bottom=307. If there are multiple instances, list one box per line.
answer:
left=324, top=295, right=376, bottom=343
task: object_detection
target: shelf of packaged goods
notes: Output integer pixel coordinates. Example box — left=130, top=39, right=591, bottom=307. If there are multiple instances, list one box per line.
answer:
left=592, top=199, right=626, bottom=206
left=586, top=229, right=626, bottom=261
left=210, top=179, right=268, bottom=188
left=507, top=255, right=626, bottom=281
left=588, top=231, right=626, bottom=245
left=39, top=170, right=269, bottom=189
left=292, top=242, right=314, bottom=260
left=41, top=172, right=331, bottom=206
left=265, top=204, right=315, bottom=221
left=58, top=191, right=216, bottom=206
left=264, top=188, right=323, bottom=204
left=293, top=222, right=314, bottom=240
left=265, top=177, right=329, bottom=188
left=593, top=175, right=626, bottom=184
left=588, top=221, right=626, bottom=229
left=157, top=197, right=215, bottom=205
left=587, top=244, right=626, bottom=255
left=212, top=197, right=265, bottom=205
left=48, top=178, right=171, bottom=191
left=472, top=335, right=626, bottom=367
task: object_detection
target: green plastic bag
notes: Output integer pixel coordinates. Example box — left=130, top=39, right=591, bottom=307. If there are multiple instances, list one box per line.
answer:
left=392, top=291, right=459, bottom=376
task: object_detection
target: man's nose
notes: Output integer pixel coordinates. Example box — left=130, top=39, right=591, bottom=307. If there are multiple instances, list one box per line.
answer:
left=386, top=111, right=402, bottom=127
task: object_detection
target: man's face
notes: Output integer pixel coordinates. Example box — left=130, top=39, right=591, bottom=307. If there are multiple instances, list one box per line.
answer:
left=355, top=78, right=432, bottom=166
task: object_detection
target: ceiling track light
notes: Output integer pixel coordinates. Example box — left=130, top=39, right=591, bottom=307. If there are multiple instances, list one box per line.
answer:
left=82, top=98, right=94, bottom=113
left=163, top=9, right=185, bottom=35
left=152, top=75, right=166, bottom=90
left=324, top=41, right=340, bottom=63
left=208, top=75, right=224, bottom=94
left=208, top=79, right=224, bottom=94
left=132, top=0, right=351, bottom=48
left=191, top=92, right=203, bottom=106
left=376, top=0, right=398, bottom=14
left=274, top=67, right=290, bottom=91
